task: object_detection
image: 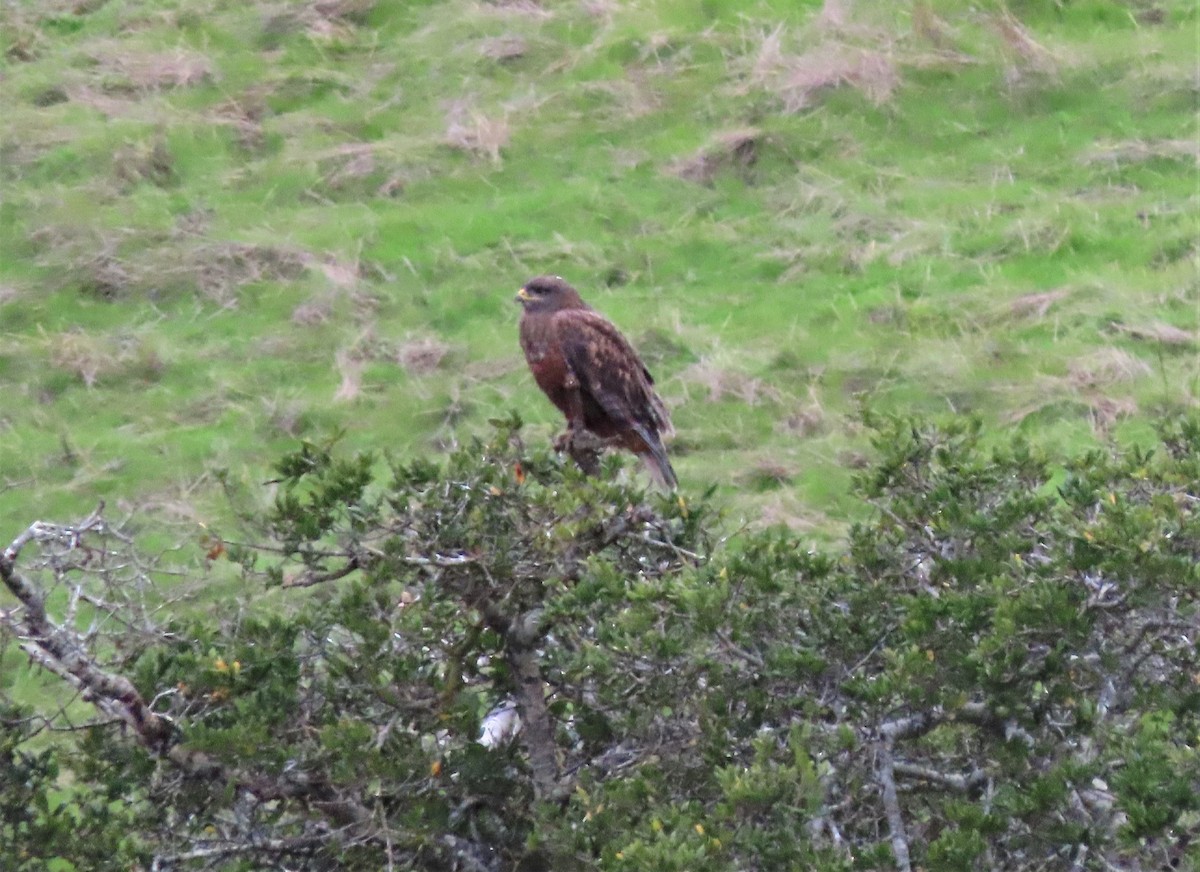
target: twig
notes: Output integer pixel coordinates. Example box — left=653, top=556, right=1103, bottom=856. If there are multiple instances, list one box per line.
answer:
left=640, top=535, right=703, bottom=561
left=282, top=556, right=361, bottom=588
left=715, top=630, right=765, bottom=670
left=893, top=761, right=985, bottom=793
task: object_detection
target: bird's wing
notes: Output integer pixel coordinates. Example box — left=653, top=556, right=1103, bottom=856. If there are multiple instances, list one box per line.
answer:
left=553, top=308, right=672, bottom=435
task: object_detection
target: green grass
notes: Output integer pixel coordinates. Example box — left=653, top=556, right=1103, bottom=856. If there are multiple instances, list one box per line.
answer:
left=1, top=0, right=1197, bottom=539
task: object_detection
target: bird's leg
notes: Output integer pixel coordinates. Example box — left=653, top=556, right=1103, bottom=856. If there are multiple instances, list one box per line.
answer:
left=561, top=369, right=585, bottom=433
left=555, top=369, right=603, bottom=476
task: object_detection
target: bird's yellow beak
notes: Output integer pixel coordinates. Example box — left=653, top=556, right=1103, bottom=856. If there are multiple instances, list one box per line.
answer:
left=515, top=286, right=533, bottom=304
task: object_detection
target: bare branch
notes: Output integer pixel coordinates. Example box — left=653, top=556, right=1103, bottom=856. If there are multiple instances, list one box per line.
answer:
left=149, top=836, right=324, bottom=870
left=283, top=556, right=361, bottom=588
left=875, top=742, right=912, bottom=872
left=893, top=761, right=985, bottom=793
left=1, top=513, right=174, bottom=750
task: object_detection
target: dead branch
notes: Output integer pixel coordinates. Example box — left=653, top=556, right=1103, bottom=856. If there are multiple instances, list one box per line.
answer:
left=893, top=761, right=985, bottom=793
left=1, top=509, right=174, bottom=750
left=875, top=741, right=912, bottom=872
left=283, top=555, right=361, bottom=588
left=2, top=509, right=373, bottom=826
left=149, top=836, right=325, bottom=870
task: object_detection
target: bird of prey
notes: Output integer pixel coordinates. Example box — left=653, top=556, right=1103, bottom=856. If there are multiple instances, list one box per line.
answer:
left=516, top=275, right=677, bottom=489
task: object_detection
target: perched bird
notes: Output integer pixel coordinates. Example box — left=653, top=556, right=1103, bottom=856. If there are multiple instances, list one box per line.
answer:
left=516, top=275, right=677, bottom=489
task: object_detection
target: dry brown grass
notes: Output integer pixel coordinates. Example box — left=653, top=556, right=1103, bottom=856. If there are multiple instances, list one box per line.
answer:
left=475, top=0, right=551, bottom=19
left=991, top=9, right=1058, bottom=84
left=291, top=298, right=334, bottom=327
left=911, top=1, right=955, bottom=51
left=1007, top=288, right=1071, bottom=320
left=262, top=0, right=376, bottom=44
left=751, top=28, right=899, bottom=113
left=444, top=106, right=510, bottom=164
left=396, top=335, right=453, bottom=375
left=680, top=360, right=782, bottom=405
left=189, top=243, right=311, bottom=306
left=1006, top=380, right=1140, bottom=437
left=580, top=0, right=616, bottom=19
left=76, top=254, right=135, bottom=302
left=95, top=47, right=214, bottom=92
left=779, top=389, right=827, bottom=437
left=1083, top=139, right=1200, bottom=166
left=46, top=330, right=165, bottom=388
left=333, top=348, right=365, bottom=402
left=1067, top=347, right=1152, bottom=389
left=113, top=137, right=176, bottom=189
left=814, top=0, right=853, bottom=31
left=758, top=493, right=831, bottom=533
left=1086, top=395, right=1139, bottom=435
left=670, top=128, right=762, bottom=185
left=1109, top=321, right=1195, bottom=347
left=263, top=397, right=310, bottom=438
left=736, top=460, right=796, bottom=490
left=479, top=35, right=528, bottom=63
left=209, top=90, right=268, bottom=151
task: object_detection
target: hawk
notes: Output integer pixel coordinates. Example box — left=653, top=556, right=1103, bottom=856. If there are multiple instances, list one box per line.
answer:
left=516, top=275, right=677, bottom=489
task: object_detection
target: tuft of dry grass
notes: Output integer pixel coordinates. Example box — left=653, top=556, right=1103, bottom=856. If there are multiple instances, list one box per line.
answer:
left=292, top=298, right=334, bottom=327
left=758, top=493, right=831, bottom=532
left=814, top=0, right=853, bottom=31
left=1007, top=288, right=1070, bottom=320
left=95, top=48, right=214, bottom=92
left=911, top=1, right=955, bottom=51
left=1067, top=347, right=1152, bottom=389
left=779, top=393, right=827, bottom=437
left=263, top=0, right=376, bottom=44
left=991, top=10, right=1058, bottom=83
left=1109, top=321, right=1195, bottom=347
left=77, top=254, right=134, bottom=302
left=670, top=127, right=761, bottom=185
left=316, top=144, right=386, bottom=197
left=333, top=348, right=365, bottom=402
left=475, top=0, right=552, bottom=19
left=736, top=460, right=796, bottom=491
left=189, top=243, right=311, bottom=306
left=113, top=138, right=176, bottom=189
left=1082, top=139, right=1200, bottom=167
left=47, top=330, right=165, bottom=388
left=261, top=397, right=310, bottom=437
left=480, top=35, right=528, bottom=63
left=303, top=252, right=361, bottom=290
left=396, top=335, right=453, bottom=375
left=209, top=89, right=268, bottom=151
left=444, top=105, right=510, bottom=164
left=1086, top=395, right=1138, bottom=436
left=751, top=29, right=898, bottom=112
left=580, top=0, right=616, bottom=19
left=680, top=360, right=782, bottom=405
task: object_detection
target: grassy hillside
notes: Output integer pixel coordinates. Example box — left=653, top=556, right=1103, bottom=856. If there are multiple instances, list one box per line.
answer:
left=2, top=0, right=1197, bottom=539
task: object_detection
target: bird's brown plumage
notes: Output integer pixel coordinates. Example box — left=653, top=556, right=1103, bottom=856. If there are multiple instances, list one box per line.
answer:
left=516, top=275, right=677, bottom=489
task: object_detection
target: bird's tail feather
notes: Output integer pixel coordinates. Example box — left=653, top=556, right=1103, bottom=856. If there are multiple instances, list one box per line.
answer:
left=631, top=423, right=677, bottom=490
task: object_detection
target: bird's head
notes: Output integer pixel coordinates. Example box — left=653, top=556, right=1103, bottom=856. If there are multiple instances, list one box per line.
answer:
left=515, top=276, right=587, bottom=312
